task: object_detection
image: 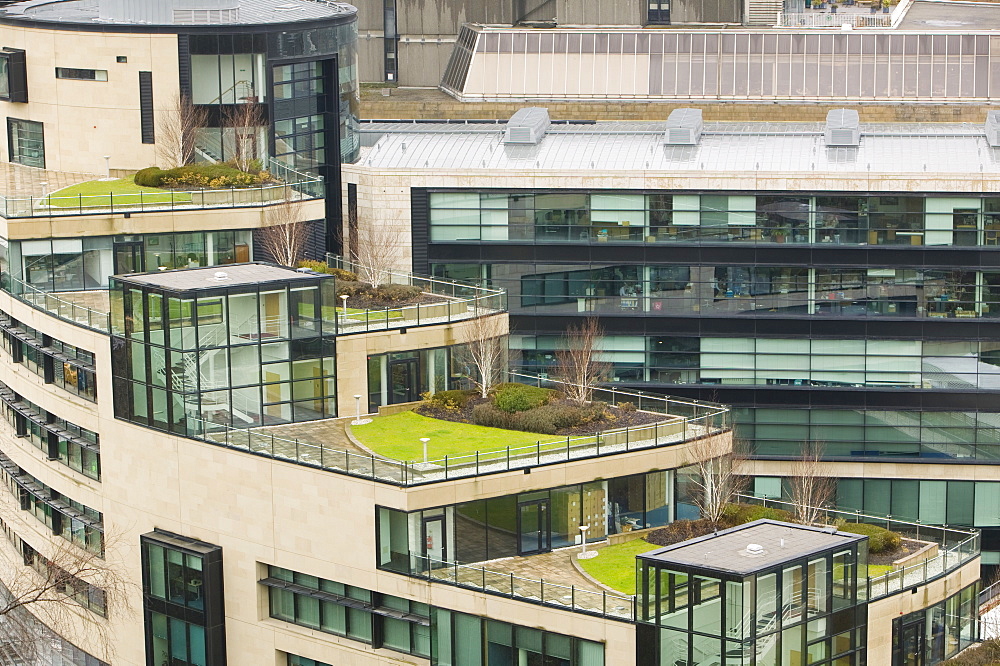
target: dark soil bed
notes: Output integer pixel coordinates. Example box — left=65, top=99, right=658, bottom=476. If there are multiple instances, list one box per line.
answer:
left=347, top=291, right=445, bottom=310
left=868, top=538, right=927, bottom=566
left=415, top=395, right=669, bottom=437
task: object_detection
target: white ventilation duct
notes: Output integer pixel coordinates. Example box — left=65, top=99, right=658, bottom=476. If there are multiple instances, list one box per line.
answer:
left=504, top=107, right=551, bottom=145
left=825, top=109, right=860, bottom=147
left=98, top=0, right=240, bottom=24
left=663, top=108, right=703, bottom=146
left=986, top=110, right=1000, bottom=147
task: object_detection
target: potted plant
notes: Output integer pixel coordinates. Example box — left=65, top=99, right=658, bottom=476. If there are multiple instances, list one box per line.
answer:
left=870, top=0, right=878, bottom=12
left=882, top=0, right=891, bottom=13
left=830, top=0, right=838, bottom=12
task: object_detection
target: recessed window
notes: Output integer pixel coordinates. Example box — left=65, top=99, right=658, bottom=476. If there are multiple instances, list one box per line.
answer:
left=55, top=67, right=108, bottom=81
left=116, top=55, right=128, bottom=63
left=8, top=118, right=44, bottom=168
left=0, top=48, right=28, bottom=102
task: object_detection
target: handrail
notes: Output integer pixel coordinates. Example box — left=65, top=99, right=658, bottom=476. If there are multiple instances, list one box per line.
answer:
left=323, top=253, right=508, bottom=335
left=0, top=275, right=109, bottom=333
left=190, top=371, right=730, bottom=487
left=0, top=159, right=323, bottom=219
left=408, top=554, right=636, bottom=622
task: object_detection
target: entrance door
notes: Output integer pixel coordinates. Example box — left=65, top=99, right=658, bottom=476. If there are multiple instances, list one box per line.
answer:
left=389, top=358, right=418, bottom=404
left=114, top=241, right=144, bottom=274
left=517, top=499, right=551, bottom=555
left=900, top=620, right=925, bottom=666
left=421, top=515, right=446, bottom=570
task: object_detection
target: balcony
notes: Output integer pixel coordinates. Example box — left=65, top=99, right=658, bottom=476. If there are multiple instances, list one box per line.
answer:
left=194, top=372, right=730, bottom=486
left=0, top=159, right=322, bottom=219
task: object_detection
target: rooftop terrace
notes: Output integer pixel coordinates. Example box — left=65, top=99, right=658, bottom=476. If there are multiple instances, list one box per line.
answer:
left=0, top=0, right=354, bottom=26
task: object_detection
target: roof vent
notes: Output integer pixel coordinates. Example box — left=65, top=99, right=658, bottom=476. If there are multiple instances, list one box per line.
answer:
left=98, top=0, right=240, bottom=24
left=663, top=108, right=703, bottom=146
left=741, top=543, right=768, bottom=558
left=986, top=111, right=1000, bottom=147
left=825, top=109, right=860, bottom=147
left=504, top=107, right=550, bottom=145
left=211, top=271, right=230, bottom=281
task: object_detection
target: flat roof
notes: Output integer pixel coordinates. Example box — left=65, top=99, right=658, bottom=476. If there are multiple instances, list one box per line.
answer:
left=1, top=0, right=354, bottom=26
left=897, top=0, right=1000, bottom=30
left=116, top=263, right=326, bottom=292
left=357, top=119, right=1000, bottom=175
left=639, top=520, right=864, bottom=575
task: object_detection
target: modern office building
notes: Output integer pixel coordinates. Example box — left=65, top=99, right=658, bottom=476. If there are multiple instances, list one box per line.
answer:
left=0, top=0, right=360, bottom=254
left=342, top=107, right=1000, bottom=571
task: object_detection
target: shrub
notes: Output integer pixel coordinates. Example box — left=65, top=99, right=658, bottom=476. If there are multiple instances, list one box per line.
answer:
left=492, top=383, right=554, bottom=413
left=833, top=521, right=902, bottom=554
left=297, top=259, right=329, bottom=273
left=942, top=639, right=1000, bottom=666
left=470, top=403, right=518, bottom=430
left=617, top=401, right=638, bottom=412
left=134, top=166, right=166, bottom=187
left=425, top=389, right=476, bottom=410
left=722, top=503, right=795, bottom=527
left=646, top=519, right=719, bottom=547
left=132, top=163, right=272, bottom=190
left=328, top=267, right=359, bottom=281
left=336, top=282, right=369, bottom=299
left=368, top=284, right=422, bottom=305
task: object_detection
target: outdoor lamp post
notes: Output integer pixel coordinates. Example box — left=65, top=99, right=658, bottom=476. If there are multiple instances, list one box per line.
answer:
left=577, top=525, right=596, bottom=559
left=351, top=394, right=371, bottom=426
left=340, top=294, right=349, bottom=318
left=421, top=438, right=430, bottom=463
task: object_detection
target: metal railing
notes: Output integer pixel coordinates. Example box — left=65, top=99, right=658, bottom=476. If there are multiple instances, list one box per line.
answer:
left=777, top=0, right=910, bottom=28
left=742, top=495, right=979, bottom=601
left=323, top=254, right=508, bottom=334
left=777, top=11, right=891, bottom=27
left=191, top=371, right=730, bottom=487
left=0, top=275, right=110, bottom=332
left=0, top=159, right=323, bottom=219
left=408, top=554, right=636, bottom=621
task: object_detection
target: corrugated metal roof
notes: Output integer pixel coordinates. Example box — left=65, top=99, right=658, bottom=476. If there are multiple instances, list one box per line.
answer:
left=357, top=120, right=997, bottom=174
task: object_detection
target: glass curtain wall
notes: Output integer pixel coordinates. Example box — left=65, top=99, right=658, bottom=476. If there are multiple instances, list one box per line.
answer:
left=6, top=230, right=252, bottom=292
left=110, top=275, right=339, bottom=435
left=429, top=191, right=1000, bottom=248
left=512, top=334, right=1000, bottom=390
left=439, top=262, right=1000, bottom=320
left=739, top=408, right=1000, bottom=461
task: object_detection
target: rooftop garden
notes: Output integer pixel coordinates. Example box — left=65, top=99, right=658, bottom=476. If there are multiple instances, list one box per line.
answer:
left=42, top=177, right=191, bottom=207
left=350, top=382, right=675, bottom=461
left=577, top=502, right=932, bottom=595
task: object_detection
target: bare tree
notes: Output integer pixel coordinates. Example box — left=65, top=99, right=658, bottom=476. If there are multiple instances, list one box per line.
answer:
left=353, top=223, right=402, bottom=287
left=687, top=433, right=749, bottom=529
left=461, top=309, right=508, bottom=398
left=156, top=93, right=208, bottom=167
left=553, top=317, right=610, bottom=404
left=223, top=100, right=266, bottom=172
left=789, top=442, right=836, bottom=525
left=0, top=532, right=133, bottom=663
left=257, top=190, right=309, bottom=267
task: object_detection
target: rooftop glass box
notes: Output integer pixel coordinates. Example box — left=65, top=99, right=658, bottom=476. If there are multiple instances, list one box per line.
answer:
left=110, top=263, right=339, bottom=435
left=636, top=520, right=868, bottom=666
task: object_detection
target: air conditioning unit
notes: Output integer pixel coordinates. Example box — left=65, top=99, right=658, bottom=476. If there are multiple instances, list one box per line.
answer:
left=825, top=109, right=860, bottom=147
left=663, top=108, right=703, bottom=145
left=504, top=107, right=550, bottom=145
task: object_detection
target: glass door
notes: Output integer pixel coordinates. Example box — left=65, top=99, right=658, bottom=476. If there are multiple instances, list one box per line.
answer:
left=114, top=241, right=145, bottom=275
left=517, top=499, right=551, bottom=556
left=899, top=619, right=925, bottom=666
left=421, top=515, right=446, bottom=570
left=389, top=357, right=418, bottom=404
